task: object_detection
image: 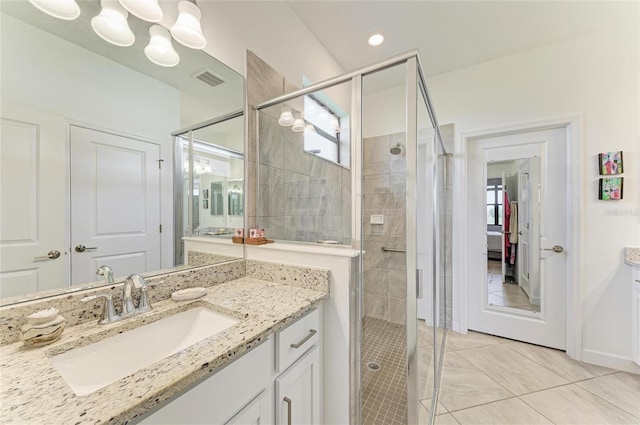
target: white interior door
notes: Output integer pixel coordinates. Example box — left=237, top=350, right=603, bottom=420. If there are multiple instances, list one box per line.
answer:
left=70, top=126, right=161, bottom=285
left=468, top=127, right=567, bottom=349
left=517, top=159, right=540, bottom=304
left=0, top=106, right=67, bottom=297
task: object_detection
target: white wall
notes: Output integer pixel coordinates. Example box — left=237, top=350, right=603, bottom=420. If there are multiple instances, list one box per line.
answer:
left=428, top=15, right=639, bottom=368
left=197, top=2, right=344, bottom=85
left=1, top=13, right=180, bottom=144
left=246, top=244, right=359, bottom=425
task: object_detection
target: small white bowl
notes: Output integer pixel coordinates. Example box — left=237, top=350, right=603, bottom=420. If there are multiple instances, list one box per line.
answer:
left=171, top=287, right=206, bottom=302
left=27, top=308, right=60, bottom=325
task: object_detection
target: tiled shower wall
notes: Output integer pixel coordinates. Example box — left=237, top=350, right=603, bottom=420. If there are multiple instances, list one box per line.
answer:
left=362, top=125, right=454, bottom=327
left=362, top=132, right=408, bottom=325
left=246, top=50, right=351, bottom=244
left=258, top=113, right=351, bottom=242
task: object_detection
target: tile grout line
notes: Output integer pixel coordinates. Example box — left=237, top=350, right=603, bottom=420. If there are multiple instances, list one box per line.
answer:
left=438, top=350, right=516, bottom=413
left=572, top=374, right=640, bottom=421
left=500, top=342, right=593, bottom=384
left=515, top=394, right=558, bottom=424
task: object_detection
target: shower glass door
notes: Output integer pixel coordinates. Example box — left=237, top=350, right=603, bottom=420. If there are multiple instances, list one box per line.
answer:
left=360, top=62, right=413, bottom=424
left=359, top=57, right=445, bottom=424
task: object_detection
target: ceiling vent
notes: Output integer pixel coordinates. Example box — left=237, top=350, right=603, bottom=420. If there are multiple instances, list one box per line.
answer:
left=192, top=69, right=225, bottom=88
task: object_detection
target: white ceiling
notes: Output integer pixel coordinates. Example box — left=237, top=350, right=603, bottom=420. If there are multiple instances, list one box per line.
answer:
left=288, top=1, right=633, bottom=77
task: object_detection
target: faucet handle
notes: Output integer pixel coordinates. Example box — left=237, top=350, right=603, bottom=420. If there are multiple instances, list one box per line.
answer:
left=121, top=275, right=139, bottom=316
left=137, top=278, right=163, bottom=312
left=81, top=293, right=119, bottom=324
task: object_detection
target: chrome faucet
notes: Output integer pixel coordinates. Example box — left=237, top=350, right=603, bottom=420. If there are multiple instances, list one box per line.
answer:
left=96, top=265, right=114, bottom=285
left=121, top=274, right=153, bottom=317
left=81, top=274, right=157, bottom=325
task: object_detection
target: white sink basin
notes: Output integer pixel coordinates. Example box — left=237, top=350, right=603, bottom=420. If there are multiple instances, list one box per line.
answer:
left=49, top=307, right=240, bottom=396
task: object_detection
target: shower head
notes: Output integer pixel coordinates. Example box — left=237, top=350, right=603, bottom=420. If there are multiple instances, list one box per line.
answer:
left=390, top=143, right=402, bottom=155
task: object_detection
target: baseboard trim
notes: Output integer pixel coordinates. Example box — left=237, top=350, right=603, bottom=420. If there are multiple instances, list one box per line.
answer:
left=581, top=349, right=640, bottom=374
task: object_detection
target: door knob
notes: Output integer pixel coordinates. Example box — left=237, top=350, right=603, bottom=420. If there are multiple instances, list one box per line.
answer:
left=75, top=245, right=98, bottom=253
left=34, top=250, right=61, bottom=260
left=543, top=245, right=564, bottom=253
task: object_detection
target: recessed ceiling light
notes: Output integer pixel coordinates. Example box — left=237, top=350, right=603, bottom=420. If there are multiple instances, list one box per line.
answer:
left=368, top=33, right=384, bottom=47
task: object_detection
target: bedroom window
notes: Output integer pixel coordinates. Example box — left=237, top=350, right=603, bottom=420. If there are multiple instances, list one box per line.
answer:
left=487, top=179, right=503, bottom=227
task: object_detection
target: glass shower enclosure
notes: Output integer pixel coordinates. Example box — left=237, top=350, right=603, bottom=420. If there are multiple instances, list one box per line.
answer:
left=255, top=50, right=450, bottom=425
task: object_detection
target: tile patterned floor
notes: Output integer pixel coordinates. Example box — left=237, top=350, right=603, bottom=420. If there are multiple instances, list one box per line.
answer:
left=435, top=330, right=640, bottom=425
left=487, top=260, right=540, bottom=312
left=361, top=316, right=640, bottom=425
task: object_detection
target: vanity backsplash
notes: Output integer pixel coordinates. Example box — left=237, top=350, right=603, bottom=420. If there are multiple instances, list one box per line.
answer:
left=0, top=260, right=245, bottom=346
left=0, top=259, right=330, bottom=346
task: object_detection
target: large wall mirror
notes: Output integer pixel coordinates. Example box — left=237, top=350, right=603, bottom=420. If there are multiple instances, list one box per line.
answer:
left=0, top=1, right=245, bottom=305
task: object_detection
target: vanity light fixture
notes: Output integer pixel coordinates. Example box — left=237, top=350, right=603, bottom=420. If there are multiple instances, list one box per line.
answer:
left=144, top=25, right=180, bottom=67
left=278, top=106, right=295, bottom=127
left=170, top=1, right=206, bottom=49
left=119, top=0, right=163, bottom=23
left=28, top=0, right=80, bottom=20
left=291, top=115, right=305, bottom=133
left=368, top=33, right=385, bottom=47
left=91, top=0, right=135, bottom=47
left=277, top=77, right=295, bottom=127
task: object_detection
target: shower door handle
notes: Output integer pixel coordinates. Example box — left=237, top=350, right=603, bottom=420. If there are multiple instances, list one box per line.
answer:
left=416, top=269, right=423, bottom=299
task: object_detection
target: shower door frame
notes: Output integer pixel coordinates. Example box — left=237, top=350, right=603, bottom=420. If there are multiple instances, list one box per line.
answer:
left=254, top=50, right=446, bottom=425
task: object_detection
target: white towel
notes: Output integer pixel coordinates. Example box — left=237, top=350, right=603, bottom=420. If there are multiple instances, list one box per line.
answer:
left=509, top=201, right=518, bottom=244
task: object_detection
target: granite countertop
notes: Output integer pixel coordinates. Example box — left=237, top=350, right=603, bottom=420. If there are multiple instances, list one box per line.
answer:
left=0, top=277, right=328, bottom=425
left=625, top=247, right=640, bottom=267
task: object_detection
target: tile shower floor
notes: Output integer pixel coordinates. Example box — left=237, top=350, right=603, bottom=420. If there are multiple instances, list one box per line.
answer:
left=362, top=317, right=408, bottom=425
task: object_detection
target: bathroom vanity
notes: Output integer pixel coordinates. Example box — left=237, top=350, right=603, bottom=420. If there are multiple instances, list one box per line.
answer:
left=626, top=248, right=640, bottom=367
left=0, top=262, right=328, bottom=424
left=140, top=308, right=321, bottom=424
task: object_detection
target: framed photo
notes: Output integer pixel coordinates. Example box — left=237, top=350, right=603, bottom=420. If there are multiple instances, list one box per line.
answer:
left=598, top=151, right=623, bottom=175
left=599, top=177, right=623, bottom=200
left=202, top=189, right=209, bottom=199
left=203, top=199, right=209, bottom=209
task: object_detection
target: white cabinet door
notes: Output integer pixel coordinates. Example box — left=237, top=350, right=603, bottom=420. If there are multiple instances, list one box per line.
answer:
left=226, top=389, right=273, bottom=425
left=275, top=346, right=320, bottom=425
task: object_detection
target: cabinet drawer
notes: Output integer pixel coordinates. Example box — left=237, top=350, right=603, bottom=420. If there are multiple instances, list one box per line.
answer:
left=276, top=309, right=320, bottom=373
